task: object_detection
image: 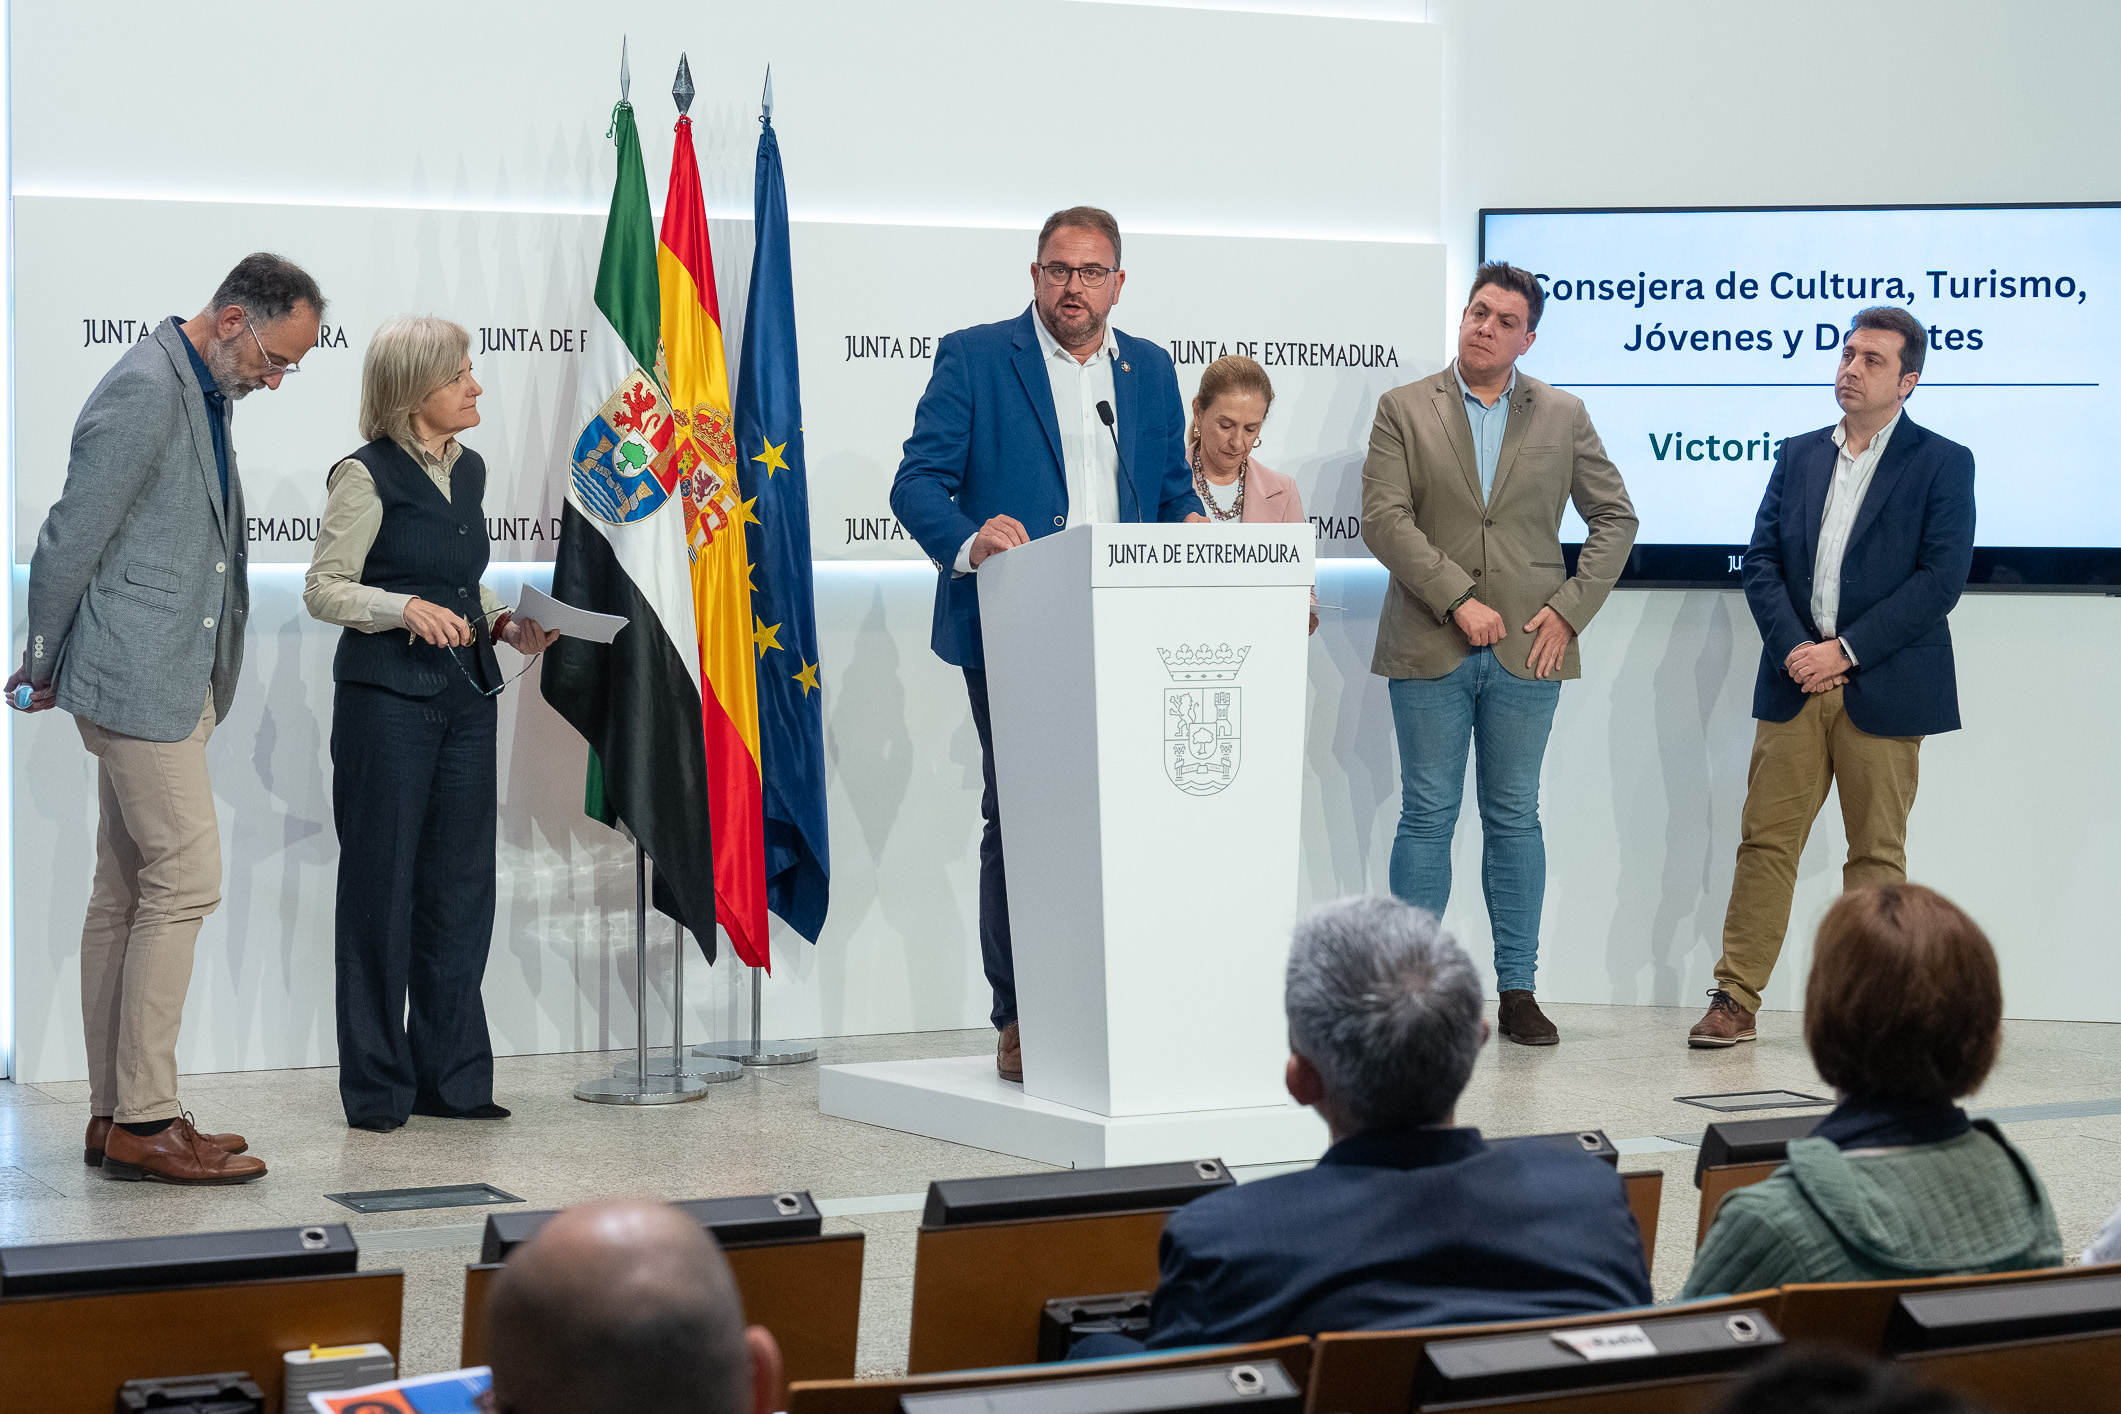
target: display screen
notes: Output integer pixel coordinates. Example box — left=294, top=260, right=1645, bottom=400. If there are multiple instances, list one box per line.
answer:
left=1479, top=204, right=2120, bottom=588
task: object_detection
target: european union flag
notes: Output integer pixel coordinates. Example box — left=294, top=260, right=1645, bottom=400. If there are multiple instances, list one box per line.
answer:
left=735, top=104, right=830, bottom=942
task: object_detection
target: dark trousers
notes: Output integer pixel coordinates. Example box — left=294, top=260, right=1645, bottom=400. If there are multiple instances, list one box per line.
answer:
left=964, top=669, right=1015, bottom=1029
left=331, top=676, right=498, bottom=1124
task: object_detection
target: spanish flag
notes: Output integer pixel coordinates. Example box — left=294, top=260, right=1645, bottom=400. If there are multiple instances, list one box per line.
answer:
left=658, top=102, right=770, bottom=970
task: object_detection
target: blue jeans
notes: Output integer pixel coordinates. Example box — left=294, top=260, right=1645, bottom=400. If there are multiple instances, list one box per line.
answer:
left=1387, top=650, right=1561, bottom=993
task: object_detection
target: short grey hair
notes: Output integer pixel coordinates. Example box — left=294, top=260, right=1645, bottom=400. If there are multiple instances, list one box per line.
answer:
left=1285, top=896, right=1484, bottom=1130
left=204, top=251, right=325, bottom=327
left=359, top=315, right=470, bottom=446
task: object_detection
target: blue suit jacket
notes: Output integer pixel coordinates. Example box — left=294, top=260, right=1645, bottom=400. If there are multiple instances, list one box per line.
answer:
left=1743, top=415, right=1975, bottom=738
left=1143, top=1128, right=1653, bottom=1348
left=889, top=306, right=1202, bottom=669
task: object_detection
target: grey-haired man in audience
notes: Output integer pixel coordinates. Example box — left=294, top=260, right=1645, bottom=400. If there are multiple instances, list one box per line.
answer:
left=1079, top=896, right=1651, bottom=1356
left=486, top=1198, right=783, bottom=1414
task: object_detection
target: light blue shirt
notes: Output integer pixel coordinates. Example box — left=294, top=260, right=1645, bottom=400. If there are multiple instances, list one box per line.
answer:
left=1454, top=361, right=1515, bottom=502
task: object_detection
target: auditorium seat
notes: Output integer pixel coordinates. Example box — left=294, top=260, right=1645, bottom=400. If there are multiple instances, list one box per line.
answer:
left=1620, top=1168, right=1663, bottom=1269
left=460, top=1229, right=865, bottom=1380
left=1897, top=1336, right=2121, bottom=1414
left=1877, top=1265, right=2121, bottom=1413
left=1775, top=1262, right=2121, bottom=1357
left=1695, top=1160, right=1783, bottom=1246
left=908, top=1205, right=1171, bottom=1372
left=1406, top=1372, right=1748, bottom=1413
left=1303, top=1290, right=1782, bottom=1414
left=787, top=1335, right=1312, bottom=1414
left=0, top=1268, right=402, bottom=1409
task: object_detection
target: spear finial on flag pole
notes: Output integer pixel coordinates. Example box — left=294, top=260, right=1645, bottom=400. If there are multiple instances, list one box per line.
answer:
left=761, top=64, right=774, bottom=122
left=620, top=34, right=632, bottom=103
left=673, top=53, right=695, bottom=116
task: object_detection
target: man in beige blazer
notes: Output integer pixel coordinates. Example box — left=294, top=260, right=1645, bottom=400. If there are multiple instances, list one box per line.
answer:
left=1361, top=262, right=1637, bottom=1046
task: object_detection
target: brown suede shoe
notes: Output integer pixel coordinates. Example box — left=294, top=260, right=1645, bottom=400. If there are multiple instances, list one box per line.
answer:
left=997, top=1022, right=1023, bottom=1082
left=85, top=1115, right=248, bottom=1167
left=1497, top=990, right=1559, bottom=1046
left=1688, top=990, right=1758, bottom=1048
left=101, top=1115, right=267, bottom=1185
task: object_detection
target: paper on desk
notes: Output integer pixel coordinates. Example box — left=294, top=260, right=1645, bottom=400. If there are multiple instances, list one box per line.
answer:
left=310, top=1365, right=490, bottom=1414
left=516, top=582, right=627, bottom=644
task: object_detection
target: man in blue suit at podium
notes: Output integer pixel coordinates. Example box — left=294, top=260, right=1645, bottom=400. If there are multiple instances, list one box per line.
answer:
left=891, top=205, right=1203, bottom=1083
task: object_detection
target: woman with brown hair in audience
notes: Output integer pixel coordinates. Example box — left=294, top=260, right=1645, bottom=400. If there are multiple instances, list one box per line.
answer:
left=1681, top=883, right=2061, bottom=1297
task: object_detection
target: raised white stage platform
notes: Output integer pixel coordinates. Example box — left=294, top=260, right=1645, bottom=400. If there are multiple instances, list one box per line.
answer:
left=818, top=1056, right=1332, bottom=1170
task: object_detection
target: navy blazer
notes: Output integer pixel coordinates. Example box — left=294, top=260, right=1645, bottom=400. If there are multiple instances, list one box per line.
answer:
left=1143, top=1128, right=1652, bottom=1348
left=889, top=306, right=1202, bottom=669
left=1743, top=414, right=1975, bottom=738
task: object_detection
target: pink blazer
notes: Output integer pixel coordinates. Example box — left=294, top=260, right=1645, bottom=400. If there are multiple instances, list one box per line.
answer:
left=1238, top=458, right=1304, bottom=524
left=1191, top=454, right=1317, bottom=616
left=1185, top=451, right=1307, bottom=523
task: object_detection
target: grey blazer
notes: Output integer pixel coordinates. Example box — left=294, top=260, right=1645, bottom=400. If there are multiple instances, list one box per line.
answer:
left=26, top=320, right=249, bottom=741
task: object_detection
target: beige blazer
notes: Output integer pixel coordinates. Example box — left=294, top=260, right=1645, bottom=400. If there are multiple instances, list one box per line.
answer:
left=1361, top=363, right=1638, bottom=681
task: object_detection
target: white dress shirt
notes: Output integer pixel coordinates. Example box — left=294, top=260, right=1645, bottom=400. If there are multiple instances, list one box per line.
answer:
left=954, top=314, right=1122, bottom=575
left=1810, top=410, right=1901, bottom=660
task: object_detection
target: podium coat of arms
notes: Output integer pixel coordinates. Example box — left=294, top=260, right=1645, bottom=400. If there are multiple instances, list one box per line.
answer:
left=1160, top=643, right=1248, bottom=796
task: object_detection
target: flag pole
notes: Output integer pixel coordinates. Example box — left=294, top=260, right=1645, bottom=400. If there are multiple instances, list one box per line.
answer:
left=577, top=843, right=714, bottom=1103
left=694, top=61, right=819, bottom=1071
left=615, top=914, right=741, bottom=1083
left=695, top=960, right=817, bottom=1067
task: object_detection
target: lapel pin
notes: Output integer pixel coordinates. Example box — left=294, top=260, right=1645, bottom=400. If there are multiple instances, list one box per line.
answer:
left=1120, top=361, right=1130, bottom=372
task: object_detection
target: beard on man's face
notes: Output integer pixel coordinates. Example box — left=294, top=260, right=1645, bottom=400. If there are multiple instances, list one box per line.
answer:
left=203, top=337, right=266, bottom=399
left=1042, top=293, right=1105, bottom=347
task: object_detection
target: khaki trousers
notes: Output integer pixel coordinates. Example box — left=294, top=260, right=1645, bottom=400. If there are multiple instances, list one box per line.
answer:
left=76, top=696, right=221, bottom=1122
left=1714, top=686, right=1921, bottom=1014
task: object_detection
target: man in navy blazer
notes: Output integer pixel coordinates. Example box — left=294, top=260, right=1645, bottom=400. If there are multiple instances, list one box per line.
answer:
left=1070, top=897, right=1648, bottom=1357
left=890, top=206, right=1202, bottom=1080
left=1690, top=307, right=1976, bottom=1048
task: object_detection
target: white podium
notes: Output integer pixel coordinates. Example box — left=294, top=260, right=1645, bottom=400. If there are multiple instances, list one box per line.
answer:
left=819, top=524, right=1330, bottom=1168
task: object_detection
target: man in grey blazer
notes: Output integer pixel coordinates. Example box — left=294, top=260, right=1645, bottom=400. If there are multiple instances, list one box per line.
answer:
left=1361, top=263, right=1637, bottom=1046
left=9, top=253, right=322, bottom=1184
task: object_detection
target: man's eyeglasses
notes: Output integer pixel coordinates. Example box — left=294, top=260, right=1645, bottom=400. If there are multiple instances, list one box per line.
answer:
left=1039, top=262, right=1116, bottom=288
left=242, top=311, right=303, bottom=376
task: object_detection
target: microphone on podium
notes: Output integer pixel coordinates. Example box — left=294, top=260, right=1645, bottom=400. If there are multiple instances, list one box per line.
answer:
left=1095, top=399, right=1142, bottom=523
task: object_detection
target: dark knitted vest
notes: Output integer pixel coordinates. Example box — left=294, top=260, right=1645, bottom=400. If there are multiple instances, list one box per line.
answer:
left=331, top=438, right=501, bottom=697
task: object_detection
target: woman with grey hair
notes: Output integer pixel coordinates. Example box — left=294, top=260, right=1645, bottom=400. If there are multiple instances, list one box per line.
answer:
left=305, top=314, right=557, bottom=1133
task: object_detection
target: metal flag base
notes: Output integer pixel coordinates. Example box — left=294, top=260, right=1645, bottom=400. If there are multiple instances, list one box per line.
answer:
left=616, top=1053, right=744, bottom=1081
left=694, top=1038, right=818, bottom=1066
left=574, top=1073, right=711, bottom=1105
left=577, top=847, right=715, bottom=1106
left=694, top=959, right=818, bottom=1066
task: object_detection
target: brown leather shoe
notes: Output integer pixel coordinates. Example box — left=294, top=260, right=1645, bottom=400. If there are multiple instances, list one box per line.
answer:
left=1688, top=990, right=1758, bottom=1048
left=85, top=1115, right=248, bottom=1167
left=1497, top=990, right=1559, bottom=1046
left=101, top=1115, right=267, bottom=1185
left=997, top=1022, right=1023, bottom=1082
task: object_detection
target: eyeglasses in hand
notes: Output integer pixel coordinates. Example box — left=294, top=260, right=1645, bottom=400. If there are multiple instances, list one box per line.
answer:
left=445, top=607, right=543, bottom=698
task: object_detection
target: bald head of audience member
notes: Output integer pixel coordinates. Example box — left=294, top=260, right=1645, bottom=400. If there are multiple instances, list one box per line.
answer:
left=486, top=1199, right=783, bottom=1414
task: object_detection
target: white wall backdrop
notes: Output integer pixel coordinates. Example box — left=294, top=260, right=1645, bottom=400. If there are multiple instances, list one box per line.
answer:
left=19, top=202, right=1436, bottom=563
left=11, top=1, right=2120, bottom=1082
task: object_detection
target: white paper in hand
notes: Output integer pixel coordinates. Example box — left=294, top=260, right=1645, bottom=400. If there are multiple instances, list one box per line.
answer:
left=515, top=583, right=627, bottom=645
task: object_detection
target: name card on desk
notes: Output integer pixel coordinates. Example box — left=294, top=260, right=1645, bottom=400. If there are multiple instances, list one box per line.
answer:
left=1089, top=524, right=1316, bottom=588
left=1550, top=1324, right=1657, bottom=1362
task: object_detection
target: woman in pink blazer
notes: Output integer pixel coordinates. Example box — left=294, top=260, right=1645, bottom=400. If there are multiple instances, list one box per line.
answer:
left=1187, top=356, right=1318, bottom=632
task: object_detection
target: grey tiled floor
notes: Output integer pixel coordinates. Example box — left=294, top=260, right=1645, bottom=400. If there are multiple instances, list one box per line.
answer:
left=3, top=1004, right=2118, bottom=1377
